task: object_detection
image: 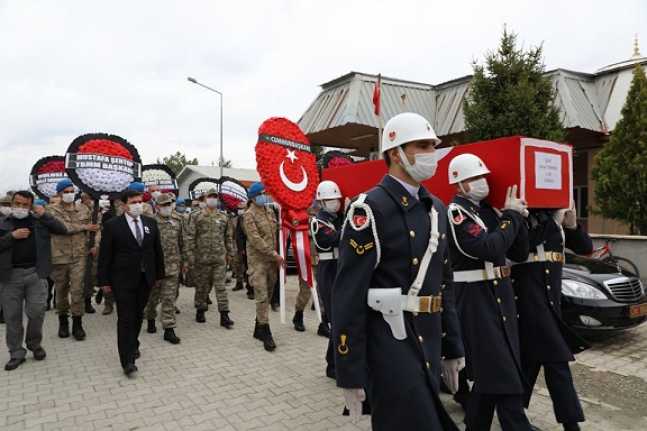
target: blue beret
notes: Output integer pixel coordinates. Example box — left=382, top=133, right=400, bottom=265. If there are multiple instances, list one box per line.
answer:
left=247, top=182, right=265, bottom=199
left=34, top=198, right=47, bottom=206
left=56, top=178, right=74, bottom=193
left=128, top=182, right=145, bottom=192
left=176, top=198, right=185, bottom=206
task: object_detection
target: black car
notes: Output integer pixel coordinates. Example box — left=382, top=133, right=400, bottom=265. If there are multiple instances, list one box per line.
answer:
left=561, top=252, right=647, bottom=333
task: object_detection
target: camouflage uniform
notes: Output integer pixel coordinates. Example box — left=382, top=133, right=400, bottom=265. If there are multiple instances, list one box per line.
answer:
left=243, top=203, right=278, bottom=324
left=226, top=215, right=245, bottom=289
left=187, top=208, right=230, bottom=312
left=144, top=211, right=185, bottom=328
left=48, top=202, right=91, bottom=317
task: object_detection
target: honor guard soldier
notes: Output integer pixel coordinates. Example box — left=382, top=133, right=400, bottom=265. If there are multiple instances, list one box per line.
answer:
left=446, top=154, right=533, bottom=431
left=310, top=180, right=343, bottom=378
left=332, top=112, right=464, bottom=431
left=511, top=203, right=592, bottom=431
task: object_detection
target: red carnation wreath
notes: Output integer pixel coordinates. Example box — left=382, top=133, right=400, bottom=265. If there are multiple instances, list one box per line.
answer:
left=29, top=156, right=69, bottom=200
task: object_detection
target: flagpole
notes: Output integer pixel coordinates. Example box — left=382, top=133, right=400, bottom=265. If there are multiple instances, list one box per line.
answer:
left=375, top=74, right=383, bottom=158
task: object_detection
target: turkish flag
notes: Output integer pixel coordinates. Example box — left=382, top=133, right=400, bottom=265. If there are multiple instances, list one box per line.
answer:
left=372, top=74, right=381, bottom=116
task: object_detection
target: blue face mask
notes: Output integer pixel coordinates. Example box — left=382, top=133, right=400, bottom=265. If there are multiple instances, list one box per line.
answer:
left=254, top=195, right=271, bottom=206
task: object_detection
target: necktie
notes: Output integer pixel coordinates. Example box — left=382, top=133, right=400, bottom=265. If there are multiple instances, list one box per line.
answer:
left=134, top=219, right=143, bottom=246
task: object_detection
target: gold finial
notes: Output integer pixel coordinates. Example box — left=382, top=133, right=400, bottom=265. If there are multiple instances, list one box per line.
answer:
left=633, top=34, right=642, bottom=59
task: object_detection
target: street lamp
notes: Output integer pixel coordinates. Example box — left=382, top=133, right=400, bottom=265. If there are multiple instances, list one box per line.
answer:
left=187, top=76, right=225, bottom=179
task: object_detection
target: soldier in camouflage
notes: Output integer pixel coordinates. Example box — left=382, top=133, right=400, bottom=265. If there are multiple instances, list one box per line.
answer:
left=243, top=182, right=283, bottom=352
left=47, top=179, right=99, bottom=341
left=144, top=193, right=185, bottom=344
left=226, top=209, right=246, bottom=292
left=186, top=189, right=233, bottom=328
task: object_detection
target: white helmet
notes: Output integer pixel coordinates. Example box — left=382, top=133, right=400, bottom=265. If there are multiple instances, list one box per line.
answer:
left=448, top=153, right=491, bottom=184
left=316, top=180, right=342, bottom=200
left=380, top=112, right=441, bottom=153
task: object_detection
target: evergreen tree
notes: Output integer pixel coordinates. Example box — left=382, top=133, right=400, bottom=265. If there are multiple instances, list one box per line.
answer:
left=157, top=151, right=199, bottom=175
left=464, top=28, right=564, bottom=142
left=592, top=65, right=647, bottom=234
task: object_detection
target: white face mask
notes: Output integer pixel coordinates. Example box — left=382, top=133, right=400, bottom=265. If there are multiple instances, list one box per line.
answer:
left=128, top=202, right=144, bottom=218
left=199, top=202, right=207, bottom=209
left=397, top=147, right=438, bottom=183
left=98, top=199, right=110, bottom=209
left=151, top=191, right=161, bottom=200
left=12, top=207, right=29, bottom=219
left=0, top=207, right=11, bottom=216
left=206, top=198, right=219, bottom=208
left=159, top=206, right=172, bottom=217
left=463, top=178, right=490, bottom=202
left=322, top=200, right=341, bottom=214
left=62, top=192, right=76, bottom=204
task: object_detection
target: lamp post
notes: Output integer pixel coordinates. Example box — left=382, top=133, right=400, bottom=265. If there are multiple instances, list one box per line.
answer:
left=187, top=77, right=224, bottom=178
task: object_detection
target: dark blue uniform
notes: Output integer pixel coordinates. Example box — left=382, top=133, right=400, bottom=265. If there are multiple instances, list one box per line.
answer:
left=311, top=208, right=342, bottom=378
left=447, top=196, right=531, bottom=431
left=511, top=211, right=592, bottom=428
left=332, top=175, right=463, bottom=431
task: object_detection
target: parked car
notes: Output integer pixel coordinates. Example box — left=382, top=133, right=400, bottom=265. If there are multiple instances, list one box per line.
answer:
left=561, top=252, right=647, bottom=333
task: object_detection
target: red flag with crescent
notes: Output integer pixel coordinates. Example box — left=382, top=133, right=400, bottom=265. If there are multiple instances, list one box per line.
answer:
left=255, top=117, right=320, bottom=287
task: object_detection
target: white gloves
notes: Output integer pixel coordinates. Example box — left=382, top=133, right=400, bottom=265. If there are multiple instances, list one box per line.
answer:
left=503, top=185, right=529, bottom=218
left=441, top=357, right=466, bottom=394
left=555, top=200, right=577, bottom=229
left=342, top=388, right=366, bottom=418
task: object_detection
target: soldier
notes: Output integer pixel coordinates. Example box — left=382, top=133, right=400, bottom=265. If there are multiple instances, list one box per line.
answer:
left=511, top=203, right=592, bottom=431
left=186, top=189, right=233, bottom=328
left=310, top=180, right=343, bottom=378
left=79, top=192, right=98, bottom=314
left=48, top=179, right=99, bottom=341
left=446, top=154, right=533, bottom=431
left=333, top=113, right=464, bottom=430
left=144, top=193, right=185, bottom=344
left=242, top=182, right=283, bottom=352
left=226, top=209, right=245, bottom=292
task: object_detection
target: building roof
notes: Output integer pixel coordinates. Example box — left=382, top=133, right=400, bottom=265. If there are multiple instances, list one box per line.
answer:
left=299, top=48, right=647, bottom=153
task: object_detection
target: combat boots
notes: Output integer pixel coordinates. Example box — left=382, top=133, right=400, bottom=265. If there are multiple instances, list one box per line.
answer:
left=232, top=281, right=244, bottom=291
left=253, top=320, right=261, bottom=340
left=196, top=309, right=206, bottom=323
left=163, top=328, right=181, bottom=344
left=317, top=322, right=330, bottom=338
left=147, top=319, right=157, bottom=333
left=102, top=301, right=113, bottom=315
left=0, top=308, right=4, bottom=324
left=84, top=297, right=96, bottom=314
left=258, top=323, right=276, bottom=351
left=72, top=316, right=86, bottom=341
left=58, top=314, right=70, bottom=338
left=220, top=312, right=234, bottom=329
left=292, top=311, right=305, bottom=332
left=246, top=285, right=255, bottom=300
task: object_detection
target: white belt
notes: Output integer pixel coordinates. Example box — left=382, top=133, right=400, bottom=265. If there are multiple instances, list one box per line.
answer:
left=318, top=248, right=339, bottom=261
left=453, top=265, right=511, bottom=283
left=514, top=251, right=565, bottom=265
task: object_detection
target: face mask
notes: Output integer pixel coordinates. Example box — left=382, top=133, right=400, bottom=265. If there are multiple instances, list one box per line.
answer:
left=0, top=207, right=11, bottom=216
left=254, top=195, right=271, bottom=206
left=206, top=198, right=219, bottom=208
left=397, top=147, right=438, bottom=183
left=128, top=202, right=144, bottom=218
left=12, top=207, right=29, bottom=219
left=159, top=206, right=172, bottom=217
left=463, top=178, right=490, bottom=202
left=151, top=191, right=161, bottom=200
left=99, top=199, right=110, bottom=209
left=62, top=192, right=76, bottom=204
left=322, top=200, right=341, bottom=214
left=199, top=202, right=207, bottom=209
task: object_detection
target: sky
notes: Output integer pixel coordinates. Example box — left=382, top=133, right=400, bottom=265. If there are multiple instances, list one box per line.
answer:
left=0, top=0, right=645, bottom=191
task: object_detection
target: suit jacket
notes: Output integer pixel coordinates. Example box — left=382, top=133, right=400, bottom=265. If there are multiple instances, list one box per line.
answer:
left=97, top=214, right=165, bottom=290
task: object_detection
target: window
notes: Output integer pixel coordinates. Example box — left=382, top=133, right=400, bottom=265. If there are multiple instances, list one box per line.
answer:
left=573, top=186, right=589, bottom=219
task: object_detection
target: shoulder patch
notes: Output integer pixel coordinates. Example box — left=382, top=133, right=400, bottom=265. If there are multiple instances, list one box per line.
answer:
left=349, top=238, right=374, bottom=255
left=353, top=215, right=368, bottom=228
left=450, top=209, right=465, bottom=225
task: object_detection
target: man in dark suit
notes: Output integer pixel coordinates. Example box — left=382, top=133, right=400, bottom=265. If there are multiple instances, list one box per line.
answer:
left=98, top=189, right=165, bottom=376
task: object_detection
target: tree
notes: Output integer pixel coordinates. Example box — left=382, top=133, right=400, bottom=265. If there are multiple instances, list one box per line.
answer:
left=158, top=152, right=199, bottom=175
left=592, top=65, right=647, bottom=234
left=463, top=28, right=565, bottom=142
